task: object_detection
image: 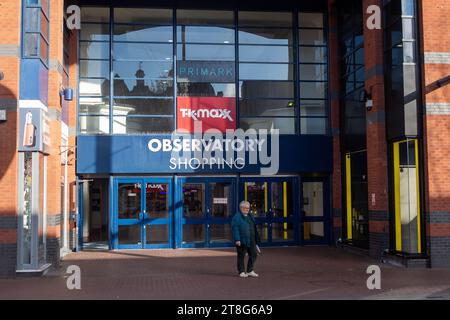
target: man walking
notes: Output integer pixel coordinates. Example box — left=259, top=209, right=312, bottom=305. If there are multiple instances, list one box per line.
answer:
left=231, top=200, right=261, bottom=278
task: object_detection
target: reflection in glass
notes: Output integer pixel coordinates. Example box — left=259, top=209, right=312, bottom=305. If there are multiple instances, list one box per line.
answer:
left=245, top=182, right=267, bottom=217
left=256, top=223, right=269, bottom=242
left=177, top=26, right=235, bottom=44
left=114, top=8, right=172, bottom=24
left=81, top=7, right=110, bottom=23
left=80, top=42, right=109, bottom=59
left=114, top=43, right=173, bottom=61
left=300, top=82, right=326, bottom=99
left=300, top=100, right=326, bottom=116
left=114, top=61, right=173, bottom=79
left=299, top=64, right=327, bottom=81
left=210, top=224, right=232, bottom=243
left=272, top=222, right=294, bottom=241
left=299, top=29, right=325, bottom=45
left=80, top=60, right=109, bottom=78
left=303, top=222, right=324, bottom=241
left=80, top=79, right=110, bottom=97
left=183, top=184, right=205, bottom=218
left=80, top=23, right=110, bottom=41
left=119, top=225, right=141, bottom=245
left=299, top=12, right=323, bottom=28
left=177, top=10, right=234, bottom=26
left=22, top=152, right=32, bottom=265
left=239, top=64, right=293, bottom=80
left=114, top=25, right=173, bottom=42
left=178, top=83, right=235, bottom=97
left=177, top=44, right=235, bottom=61
left=146, top=224, right=168, bottom=244
left=239, top=11, right=292, bottom=27
left=78, top=116, right=110, bottom=134
left=210, top=183, right=232, bottom=218
left=118, top=183, right=141, bottom=219
left=240, top=81, right=294, bottom=99
left=113, top=98, right=173, bottom=116
left=239, top=46, right=293, bottom=63
left=302, top=182, right=324, bottom=217
left=271, top=182, right=293, bottom=218
left=240, top=99, right=295, bottom=117
left=113, top=116, right=173, bottom=134
left=239, top=28, right=293, bottom=45
left=79, top=97, right=109, bottom=115
left=146, top=183, right=169, bottom=218
left=299, top=46, right=326, bottom=63
left=300, top=117, right=327, bottom=134
left=240, top=117, right=295, bottom=134
left=183, top=224, right=205, bottom=243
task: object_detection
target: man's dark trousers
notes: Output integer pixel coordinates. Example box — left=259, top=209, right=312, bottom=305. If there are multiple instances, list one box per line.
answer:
left=236, top=242, right=257, bottom=274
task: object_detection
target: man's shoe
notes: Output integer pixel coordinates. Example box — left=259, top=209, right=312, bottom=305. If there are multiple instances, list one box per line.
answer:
left=247, top=271, right=259, bottom=277
left=239, top=272, right=248, bottom=278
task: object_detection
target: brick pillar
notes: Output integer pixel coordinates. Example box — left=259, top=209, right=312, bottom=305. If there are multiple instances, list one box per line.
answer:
left=363, top=0, right=390, bottom=258
left=421, top=0, right=450, bottom=267
left=328, top=0, right=342, bottom=243
left=0, top=0, right=21, bottom=277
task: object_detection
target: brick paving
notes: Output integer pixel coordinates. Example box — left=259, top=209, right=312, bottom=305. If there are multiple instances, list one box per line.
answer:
left=1, top=247, right=450, bottom=300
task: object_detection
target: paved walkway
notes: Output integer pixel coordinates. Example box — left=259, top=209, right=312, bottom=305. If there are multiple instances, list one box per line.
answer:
left=1, top=247, right=450, bottom=299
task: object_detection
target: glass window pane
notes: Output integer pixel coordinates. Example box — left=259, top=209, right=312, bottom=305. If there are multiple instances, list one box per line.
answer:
left=118, top=183, right=141, bottom=219
left=239, top=28, right=293, bottom=45
left=298, top=12, right=324, bottom=28
left=299, top=46, right=326, bottom=63
left=78, top=116, right=110, bottom=134
left=177, top=10, right=234, bottom=26
left=183, top=224, right=204, bottom=243
left=240, top=81, right=294, bottom=98
left=114, top=43, right=173, bottom=61
left=113, top=116, right=173, bottom=134
left=271, top=181, right=293, bottom=218
left=177, top=44, right=235, bottom=61
left=300, top=82, right=326, bottom=99
left=245, top=182, right=268, bottom=217
left=177, top=83, right=235, bottom=97
left=239, top=63, right=293, bottom=80
left=113, top=98, right=173, bottom=116
left=272, top=222, right=294, bottom=241
left=300, top=117, right=327, bottom=134
left=40, top=10, right=49, bottom=39
left=79, top=97, right=109, bottom=114
left=183, top=184, right=205, bottom=218
left=302, top=182, right=324, bottom=217
left=240, top=99, right=295, bottom=117
left=80, top=23, right=110, bottom=41
left=240, top=117, right=295, bottom=134
left=80, top=60, right=110, bottom=78
left=114, top=61, right=173, bottom=79
left=80, top=42, right=109, bottom=59
left=146, top=183, right=169, bottom=218
left=114, top=25, right=173, bottom=42
left=300, top=100, right=327, bottom=116
left=119, top=225, right=140, bottom=244
left=239, top=45, right=293, bottom=63
left=239, top=11, right=292, bottom=27
left=80, top=79, right=110, bottom=97
left=81, top=7, right=110, bottom=23
left=210, top=182, right=233, bottom=218
left=40, top=36, right=48, bottom=63
left=24, top=33, right=39, bottom=57
left=177, top=26, right=235, bottom=44
left=210, top=224, right=232, bottom=243
left=114, top=79, right=173, bottom=97
left=146, top=225, right=169, bottom=244
left=257, top=223, right=269, bottom=243
left=304, top=222, right=324, bottom=241
left=299, top=64, right=327, bottom=81
left=24, top=8, right=39, bottom=32
left=114, top=8, right=172, bottom=24
left=299, top=29, right=325, bottom=45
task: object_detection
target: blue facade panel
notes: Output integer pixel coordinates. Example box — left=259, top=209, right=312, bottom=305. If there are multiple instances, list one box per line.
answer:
left=20, top=59, right=48, bottom=105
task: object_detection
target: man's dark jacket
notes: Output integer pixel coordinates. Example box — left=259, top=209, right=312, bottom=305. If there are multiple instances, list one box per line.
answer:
left=231, top=212, right=261, bottom=247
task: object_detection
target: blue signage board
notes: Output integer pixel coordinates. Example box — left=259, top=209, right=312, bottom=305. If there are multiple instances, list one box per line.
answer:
left=76, top=135, right=332, bottom=174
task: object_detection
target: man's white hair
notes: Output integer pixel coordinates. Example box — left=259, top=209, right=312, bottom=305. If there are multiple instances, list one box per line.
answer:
left=239, top=200, right=250, bottom=209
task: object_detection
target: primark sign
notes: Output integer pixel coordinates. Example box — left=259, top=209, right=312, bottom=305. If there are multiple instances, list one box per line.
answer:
left=177, top=61, right=235, bottom=83
left=147, top=121, right=280, bottom=175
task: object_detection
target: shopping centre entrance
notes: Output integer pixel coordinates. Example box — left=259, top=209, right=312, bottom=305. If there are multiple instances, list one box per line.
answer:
left=78, top=176, right=330, bottom=250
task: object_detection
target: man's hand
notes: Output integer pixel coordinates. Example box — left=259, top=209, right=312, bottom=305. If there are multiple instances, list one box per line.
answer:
left=235, top=241, right=241, bottom=247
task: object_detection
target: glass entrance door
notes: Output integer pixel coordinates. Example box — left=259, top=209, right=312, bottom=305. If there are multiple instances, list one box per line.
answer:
left=301, top=178, right=330, bottom=245
left=115, top=178, right=172, bottom=249
left=179, top=178, right=235, bottom=248
left=240, top=177, right=297, bottom=246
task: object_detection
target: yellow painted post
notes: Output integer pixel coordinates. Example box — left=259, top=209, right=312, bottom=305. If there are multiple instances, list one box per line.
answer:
left=393, top=142, right=402, bottom=251
left=345, top=154, right=352, bottom=240
left=414, top=139, right=422, bottom=254
left=244, top=182, right=247, bottom=201
left=283, top=182, right=288, bottom=240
